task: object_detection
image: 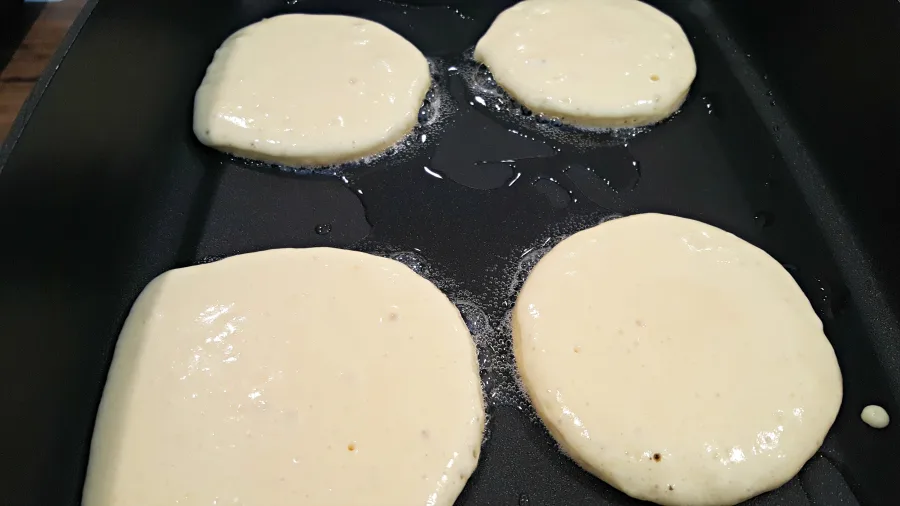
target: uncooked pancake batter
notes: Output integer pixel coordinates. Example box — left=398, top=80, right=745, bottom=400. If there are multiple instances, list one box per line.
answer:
left=475, top=0, right=696, bottom=128
left=194, top=15, right=430, bottom=167
left=861, top=405, right=890, bottom=429
left=82, top=248, right=484, bottom=506
left=513, top=213, right=842, bottom=505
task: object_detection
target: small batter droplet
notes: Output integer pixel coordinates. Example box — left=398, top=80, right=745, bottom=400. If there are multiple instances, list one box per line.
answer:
left=861, top=405, right=890, bottom=429
left=315, top=224, right=332, bottom=235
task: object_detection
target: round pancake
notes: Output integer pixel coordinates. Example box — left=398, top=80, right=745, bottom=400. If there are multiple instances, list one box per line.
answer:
left=83, top=248, right=484, bottom=506
left=474, top=0, right=696, bottom=128
left=513, top=213, right=842, bottom=505
left=194, top=15, right=430, bottom=167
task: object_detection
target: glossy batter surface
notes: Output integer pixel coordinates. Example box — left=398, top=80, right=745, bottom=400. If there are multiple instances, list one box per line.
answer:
left=513, top=214, right=842, bottom=505
left=194, top=14, right=430, bottom=167
left=475, top=0, right=696, bottom=128
left=861, top=405, right=890, bottom=429
left=83, top=248, right=484, bottom=506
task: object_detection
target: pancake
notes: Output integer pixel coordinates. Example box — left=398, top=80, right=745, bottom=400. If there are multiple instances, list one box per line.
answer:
left=513, top=213, right=842, bottom=505
left=194, top=15, right=430, bottom=167
left=83, top=248, right=484, bottom=506
left=475, top=0, right=696, bottom=128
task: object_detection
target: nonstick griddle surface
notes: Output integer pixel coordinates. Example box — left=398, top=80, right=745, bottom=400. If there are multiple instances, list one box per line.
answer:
left=1, top=1, right=899, bottom=505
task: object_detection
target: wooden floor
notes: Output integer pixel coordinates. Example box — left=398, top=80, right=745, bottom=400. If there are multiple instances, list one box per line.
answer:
left=0, top=0, right=88, bottom=142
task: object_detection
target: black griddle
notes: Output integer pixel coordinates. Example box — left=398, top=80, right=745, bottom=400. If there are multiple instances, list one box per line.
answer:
left=1, top=0, right=899, bottom=505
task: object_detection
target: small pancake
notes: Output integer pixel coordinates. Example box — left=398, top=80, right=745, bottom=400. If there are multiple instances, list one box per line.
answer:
left=475, top=0, right=696, bottom=128
left=194, top=15, right=430, bottom=167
